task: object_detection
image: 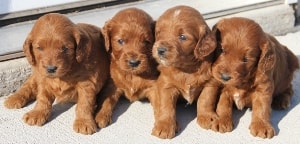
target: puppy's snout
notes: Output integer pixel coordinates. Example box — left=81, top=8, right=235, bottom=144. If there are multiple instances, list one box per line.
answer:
left=128, top=59, right=141, bottom=68
left=221, top=73, right=231, bottom=81
left=46, top=65, right=58, bottom=73
left=157, top=47, right=167, bottom=56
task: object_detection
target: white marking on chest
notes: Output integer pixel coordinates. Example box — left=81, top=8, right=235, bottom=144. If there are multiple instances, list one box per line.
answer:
left=233, top=92, right=244, bottom=110
left=130, top=88, right=135, bottom=95
left=183, top=84, right=195, bottom=104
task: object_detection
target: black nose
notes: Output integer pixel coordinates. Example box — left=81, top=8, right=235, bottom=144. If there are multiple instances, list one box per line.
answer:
left=128, top=59, right=141, bottom=68
left=157, top=47, right=166, bottom=56
left=46, top=66, right=57, bottom=73
left=221, top=73, right=231, bottom=81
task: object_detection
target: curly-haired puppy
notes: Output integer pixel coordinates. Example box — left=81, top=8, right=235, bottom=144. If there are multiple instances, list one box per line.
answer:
left=94, top=8, right=159, bottom=128
left=211, top=17, right=299, bottom=138
left=151, top=6, right=220, bottom=139
left=4, top=13, right=110, bottom=135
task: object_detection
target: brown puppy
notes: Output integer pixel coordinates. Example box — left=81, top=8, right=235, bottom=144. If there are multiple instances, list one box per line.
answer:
left=94, top=8, right=158, bottom=128
left=151, top=6, right=219, bottom=139
left=4, top=13, right=110, bottom=135
left=211, top=17, right=299, bottom=138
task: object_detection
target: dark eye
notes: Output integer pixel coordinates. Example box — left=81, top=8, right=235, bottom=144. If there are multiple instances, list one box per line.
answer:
left=37, top=47, right=42, bottom=51
left=179, top=34, right=187, bottom=41
left=144, top=40, right=152, bottom=46
left=117, top=39, right=124, bottom=45
left=62, top=46, right=68, bottom=53
left=242, top=57, right=248, bottom=62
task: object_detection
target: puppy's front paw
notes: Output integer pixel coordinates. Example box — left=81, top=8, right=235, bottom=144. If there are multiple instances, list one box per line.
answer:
left=23, top=110, right=49, bottom=126
left=95, top=110, right=112, bottom=128
left=197, top=112, right=217, bottom=129
left=4, top=95, right=27, bottom=109
left=152, top=120, right=177, bottom=139
left=73, top=118, right=97, bottom=135
left=249, top=121, right=275, bottom=138
left=211, top=116, right=233, bottom=133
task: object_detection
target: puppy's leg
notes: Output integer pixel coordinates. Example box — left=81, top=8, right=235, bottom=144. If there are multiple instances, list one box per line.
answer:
left=23, top=89, right=54, bottom=126
left=271, top=84, right=293, bottom=110
left=211, top=90, right=234, bottom=133
left=73, top=82, right=98, bottom=135
left=95, top=81, right=122, bottom=128
left=197, top=85, right=218, bottom=129
left=4, top=76, right=37, bottom=109
left=151, top=86, right=179, bottom=139
left=249, top=90, right=275, bottom=138
left=147, top=88, right=159, bottom=124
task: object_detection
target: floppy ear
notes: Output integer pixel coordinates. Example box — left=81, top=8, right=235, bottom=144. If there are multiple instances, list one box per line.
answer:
left=102, top=20, right=112, bottom=52
left=212, top=23, right=221, bottom=42
left=23, top=34, right=36, bottom=66
left=194, top=26, right=217, bottom=60
left=73, top=26, right=89, bottom=63
left=257, top=37, right=275, bottom=73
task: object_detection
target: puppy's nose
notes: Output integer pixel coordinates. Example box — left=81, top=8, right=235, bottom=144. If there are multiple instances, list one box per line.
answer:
left=221, top=73, right=231, bottom=81
left=128, top=59, right=141, bottom=68
left=46, top=66, right=58, bottom=73
left=157, top=47, right=166, bottom=56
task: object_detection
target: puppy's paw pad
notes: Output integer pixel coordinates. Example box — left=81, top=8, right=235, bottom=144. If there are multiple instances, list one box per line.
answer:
left=197, top=113, right=217, bottom=129
left=74, top=119, right=97, bottom=135
left=95, top=111, right=112, bottom=128
left=23, top=110, right=48, bottom=126
left=4, top=95, right=26, bottom=109
left=151, top=121, right=176, bottom=139
left=249, top=121, right=275, bottom=138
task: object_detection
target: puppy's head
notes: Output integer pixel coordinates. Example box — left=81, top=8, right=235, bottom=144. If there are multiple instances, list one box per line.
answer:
left=212, top=17, right=275, bottom=87
left=23, top=13, right=88, bottom=78
left=152, top=6, right=216, bottom=69
left=102, top=8, right=155, bottom=74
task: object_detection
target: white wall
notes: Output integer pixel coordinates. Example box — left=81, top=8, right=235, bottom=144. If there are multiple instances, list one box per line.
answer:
left=0, top=0, right=81, bottom=14
left=285, top=0, right=297, bottom=4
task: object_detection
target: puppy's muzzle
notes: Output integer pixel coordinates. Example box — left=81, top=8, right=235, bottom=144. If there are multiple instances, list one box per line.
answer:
left=128, top=59, right=141, bottom=68
left=221, top=73, right=231, bottom=81
left=157, top=47, right=167, bottom=56
left=46, top=65, right=58, bottom=73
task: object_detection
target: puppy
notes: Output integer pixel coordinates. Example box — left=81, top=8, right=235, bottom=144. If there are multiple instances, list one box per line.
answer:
left=4, top=13, right=110, bottom=135
left=211, top=17, right=299, bottom=138
left=151, top=5, right=219, bottom=139
left=94, top=8, right=159, bottom=128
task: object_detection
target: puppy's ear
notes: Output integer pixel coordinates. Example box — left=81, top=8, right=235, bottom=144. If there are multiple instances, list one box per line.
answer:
left=102, top=20, right=112, bottom=52
left=194, top=26, right=217, bottom=60
left=258, top=37, right=275, bottom=72
left=212, top=23, right=221, bottom=42
left=73, top=26, right=89, bottom=63
left=23, top=34, right=36, bottom=65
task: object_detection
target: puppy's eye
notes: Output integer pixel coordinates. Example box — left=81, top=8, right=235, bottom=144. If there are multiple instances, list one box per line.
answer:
left=144, top=40, right=152, bottom=46
left=117, top=39, right=125, bottom=45
left=62, top=46, right=68, bottom=53
left=242, top=57, right=248, bottom=63
left=179, top=34, right=187, bottom=41
left=37, top=47, right=42, bottom=51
